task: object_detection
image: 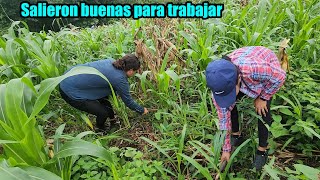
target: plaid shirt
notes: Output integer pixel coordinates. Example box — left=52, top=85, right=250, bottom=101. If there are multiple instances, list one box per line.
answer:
left=213, top=46, right=286, bottom=152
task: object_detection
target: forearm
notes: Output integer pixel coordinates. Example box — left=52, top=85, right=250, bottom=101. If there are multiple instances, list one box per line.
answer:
left=122, top=97, right=144, bottom=114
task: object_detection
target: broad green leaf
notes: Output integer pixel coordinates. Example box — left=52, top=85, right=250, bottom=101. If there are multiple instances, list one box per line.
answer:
left=271, top=122, right=289, bottom=138
left=21, top=78, right=36, bottom=95
left=294, top=164, right=320, bottom=180
left=5, top=79, right=28, bottom=131
left=272, top=114, right=282, bottom=123
left=0, top=85, right=8, bottom=124
left=179, top=31, right=200, bottom=53
left=264, top=165, right=280, bottom=180
left=0, top=166, right=33, bottom=180
left=30, top=66, right=118, bottom=121
left=75, top=131, right=96, bottom=139
left=297, top=122, right=320, bottom=139
left=20, top=166, right=62, bottom=180
left=279, top=108, right=293, bottom=116
left=165, top=69, right=179, bottom=82
left=53, top=140, right=113, bottom=163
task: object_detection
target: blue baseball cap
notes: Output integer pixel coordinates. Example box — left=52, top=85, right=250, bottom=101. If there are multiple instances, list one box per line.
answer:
left=205, top=59, right=238, bottom=108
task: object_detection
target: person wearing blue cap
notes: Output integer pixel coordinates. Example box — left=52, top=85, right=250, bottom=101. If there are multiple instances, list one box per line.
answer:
left=205, top=46, right=286, bottom=170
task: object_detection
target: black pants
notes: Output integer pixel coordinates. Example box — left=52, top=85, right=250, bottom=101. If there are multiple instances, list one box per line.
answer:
left=231, top=92, right=272, bottom=148
left=59, top=88, right=114, bottom=128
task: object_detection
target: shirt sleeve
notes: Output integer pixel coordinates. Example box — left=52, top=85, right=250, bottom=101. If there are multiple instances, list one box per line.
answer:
left=114, top=77, right=144, bottom=114
left=258, top=67, right=286, bottom=100
left=211, top=93, right=232, bottom=152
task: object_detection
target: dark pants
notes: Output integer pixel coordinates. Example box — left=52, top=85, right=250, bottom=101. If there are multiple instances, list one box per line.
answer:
left=59, top=88, right=114, bottom=128
left=231, top=92, right=272, bottom=148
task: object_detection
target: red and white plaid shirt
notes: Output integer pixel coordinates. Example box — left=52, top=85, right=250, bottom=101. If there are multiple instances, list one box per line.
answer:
left=212, top=46, right=286, bottom=152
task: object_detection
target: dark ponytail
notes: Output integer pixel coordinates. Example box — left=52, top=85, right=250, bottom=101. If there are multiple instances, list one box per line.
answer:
left=113, top=54, right=141, bottom=71
left=222, top=55, right=240, bottom=84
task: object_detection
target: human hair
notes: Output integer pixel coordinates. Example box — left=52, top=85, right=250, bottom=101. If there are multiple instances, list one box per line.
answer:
left=112, top=54, right=141, bottom=71
left=222, top=55, right=240, bottom=84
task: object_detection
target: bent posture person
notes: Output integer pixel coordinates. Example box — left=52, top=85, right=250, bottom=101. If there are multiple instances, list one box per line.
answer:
left=205, top=46, right=286, bottom=169
left=59, top=54, right=148, bottom=132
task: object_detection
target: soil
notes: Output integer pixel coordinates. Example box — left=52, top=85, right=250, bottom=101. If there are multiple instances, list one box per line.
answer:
left=109, top=120, right=159, bottom=152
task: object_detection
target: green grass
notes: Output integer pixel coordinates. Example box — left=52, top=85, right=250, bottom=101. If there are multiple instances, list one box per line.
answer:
left=0, top=0, right=319, bottom=179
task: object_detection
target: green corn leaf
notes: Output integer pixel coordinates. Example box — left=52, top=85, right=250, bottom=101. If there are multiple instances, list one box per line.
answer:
left=52, top=140, right=113, bottom=163
left=221, top=139, right=251, bottom=179
left=264, top=165, right=281, bottom=180
left=0, top=166, right=33, bottom=180
left=179, top=31, right=200, bottom=53
left=188, top=141, right=215, bottom=166
left=20, top=166, right=62, bottom=180
left=177, top=124, right=187, bottom=173
left=160, top=46, right=174, bottom=73
left=0, top=85, right=9, bottom=125
left=79, top=113, right=93, bottom=130
left=29, top=66, right=118, bottom=121
left=178, top=153, right=213, bottom=180
left=5, top=79, right=28, bottom=130
left=140, top=137, right=173, bottom=161
left=294, top=164, right=320, bottom=180
left=165, top=69, right=179, bottom=82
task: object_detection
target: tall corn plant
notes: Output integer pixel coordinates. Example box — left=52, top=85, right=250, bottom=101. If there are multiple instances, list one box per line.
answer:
left=286, top=0, right=320, bottom=67
left=0, top=22, right=29, bottom=78
left=0, top=158, right=61, bottom=180
left=275, top=94, right=320, bottom=140
left=0, top=66, right=120, bottom=179
left=141, top=124, right=188, bottom=179
left=0, top=21, right=76, bottom=80
left=0, top=74, right=47, bottom=166
left=179, top=21, right=217, bottom=70
left=179, top=133, right=251, bottom=180
left=222, top=0, right=285, bottom=48
left=105, top=22, right=134, bottom=58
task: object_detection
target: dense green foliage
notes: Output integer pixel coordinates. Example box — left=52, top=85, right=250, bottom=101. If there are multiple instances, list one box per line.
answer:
left=0, top=0, right=319, bottom=179
left=0, top=0, right=188, bottom=32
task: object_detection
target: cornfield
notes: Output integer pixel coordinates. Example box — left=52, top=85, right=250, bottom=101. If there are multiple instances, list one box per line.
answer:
left=0, top=0, right=319, bottom=179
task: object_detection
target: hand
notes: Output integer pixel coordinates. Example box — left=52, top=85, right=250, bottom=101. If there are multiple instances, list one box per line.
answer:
left=143, top=108, right=149, bottom=115
left=254, top=97, right=268, bottom=117
left=221, top=152, right=231, bottom=162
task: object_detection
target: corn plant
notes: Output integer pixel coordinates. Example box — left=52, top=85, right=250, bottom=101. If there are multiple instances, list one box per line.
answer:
left=140, top=124, right=188, bottom=179
left=179, top=21, right=217, bottom=70
left=0, top=21, right=75, bottom=79
left=223, top=0, right=285, bottom=48
left=0, top=158, right=61, bottom=180
left=286, top=0, right=320, bottom=67
left=275, top=94, right=320, bottom=140
left=260, top=156, right=320, bottom=180
left=0, top=22, right=29, bottom=77
left=104, top=22, right=135, bottom=58
left=179, top=132, right=251, bottom=180
left=0, top=66, right=122, bottom=179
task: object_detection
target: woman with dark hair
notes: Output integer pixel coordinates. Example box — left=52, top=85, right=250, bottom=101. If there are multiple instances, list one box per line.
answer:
left=59, top=54, right=148, bottom=133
